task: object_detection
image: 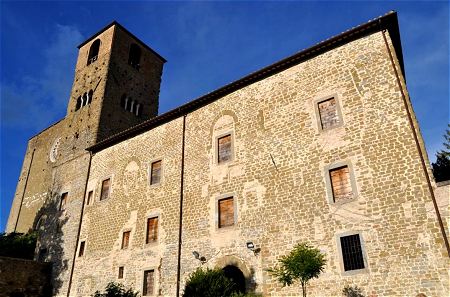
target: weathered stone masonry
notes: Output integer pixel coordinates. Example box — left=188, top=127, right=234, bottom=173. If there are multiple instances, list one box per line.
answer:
left=7, top=12, right=449, bottom=297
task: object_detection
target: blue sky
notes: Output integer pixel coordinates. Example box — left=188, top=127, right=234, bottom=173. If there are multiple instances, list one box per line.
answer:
left=1, top=1, right=448, bottom=232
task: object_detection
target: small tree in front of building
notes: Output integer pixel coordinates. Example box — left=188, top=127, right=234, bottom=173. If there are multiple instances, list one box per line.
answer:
left=183, top=267, right=238, bottom=297
left=92, top=282, right=139, bottom=297
left=268, top=242, right=326, bottom=297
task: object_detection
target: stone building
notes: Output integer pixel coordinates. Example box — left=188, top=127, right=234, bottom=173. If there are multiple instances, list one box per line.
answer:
left=6, top=11, right=449, bottom=296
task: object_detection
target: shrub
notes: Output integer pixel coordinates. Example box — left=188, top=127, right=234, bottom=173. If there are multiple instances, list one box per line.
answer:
left=0, top=232, right=37, bottom=259
left=183, top=267, right=238, bottom=297
left=343, top=285, right=364, bottom=297
left=92, top=282, right=139, bottom=297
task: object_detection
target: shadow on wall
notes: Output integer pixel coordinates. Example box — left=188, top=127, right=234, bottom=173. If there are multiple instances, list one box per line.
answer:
left=32, top=183, right=69, bottom=295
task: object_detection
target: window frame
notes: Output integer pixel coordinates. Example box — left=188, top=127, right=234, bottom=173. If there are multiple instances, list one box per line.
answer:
left=78, top=240, right=86, bottom=257
left=141, top=268, right=157, bottom=296
left=121, top=230, right=131, bottom=250
left=314, top=94, right=344, bottom=132
left=324, top=161, right=358, bottom=205
left=215, top=194, right=237, bottom=230
left=59, top=192, right=68, bottom=211
left=87, top=39, right=101, bottom=66
left=145, top=215, right=160, bottom=245
left=149, top=159, right=163, bottom=186
left=118, top=266, right=125, bottom=279
left=215, top=132, right=234, bottom=165
left=86, top=190, right=94, bottom=206
left=99, top=176, right=112, bottom=201
left=336, top=231, right=369, bottom=275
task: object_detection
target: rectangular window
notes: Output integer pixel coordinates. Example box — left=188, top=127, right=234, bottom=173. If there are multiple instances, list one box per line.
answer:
left=329, top=166, right=353, bottom=202
left=218, top=134, right=232, bottom=163
left=121, top=231, right=130, bottom=249
left=340, top=234, right=365, bottom=271
left=100, top=178, right=111, bottom=201
left=86, top=190, right=93, bottom=205
left=318, top=97, right=340, bottom=130
left=143, top=270, right=155, bottom=296
left=60, top=192, right=68, bottom=211
left=146, top=217, right=159, bottom=244
left=218, top=197, right=234, bottom=228
left=118, top=266, right=124, bottom=279
left=78, top=241, right=85, bottom=257
left=150, top=161, right=162, bottom=185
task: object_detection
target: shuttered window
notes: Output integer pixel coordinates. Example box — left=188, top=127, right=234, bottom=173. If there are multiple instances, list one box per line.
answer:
left=121, top=231, right=130, bottom=249
left=218, top=197, right=234, bottom=228
left=60, top=192, right=68, bottom=211
left=146, top=217, right=158, bottom=244
left=118, top=266, right=124, bottom=279
left=150, top=160, right=162, bottom=185
left=100, top=178, right=111, bottom=200
left=218, top=134, right=232, bottom=163
left=318, top=97, right=340, bottom=130
left=78, top=241, right=85, bottom=257
left=143, top=270, right=155, bottom=296
left=329, top=166, right=353, bottom=202
left=340, top=234, right=365, bottom=271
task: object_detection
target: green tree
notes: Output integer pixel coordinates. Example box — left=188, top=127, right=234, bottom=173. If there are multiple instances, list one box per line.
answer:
left=92, top=282, right=139, bottom=297
left=432, top=124, right=450, bottom=182
left=183, top=267, right=238, bottom=297
left=0, top=232, right=37, bottom=259
left=268, top=242, right=326, bottom=297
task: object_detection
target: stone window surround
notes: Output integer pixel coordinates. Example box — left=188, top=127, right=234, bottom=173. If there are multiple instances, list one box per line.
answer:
left=324, top=160, right=358, bottom=205
left=141, top=267, right=158, bottom=297
left=98, top=175, right=114, bottom=202
left=214, top=131, right=235, bottom=165
left=335, top=231, right=369, bottom=275
left=121, top=228, right=132, bottom=250
left=148, top=158, right=163, bottom=187
left=215, top=193, right=238, bottom=231
left=118, top=266, right=125, bottom=279
left=59, top=191, right=69, bottom=212
left=78, top=239, right=87, bottom=257
left=85, top=188, right=95, bottom=206
left=144, top=213, right=161, bottom=246
left=313, top=93, right=344, bottom=132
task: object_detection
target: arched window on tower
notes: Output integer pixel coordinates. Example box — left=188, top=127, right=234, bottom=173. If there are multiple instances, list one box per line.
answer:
left=76, top=96, right=82, bottom=111
left=128, top=44, right=141, bottom=70
left=82, top=93, right=88, bottom=107
left=87, top=39, right=101, bottom=65
left=88, top=90, right=93, bottom=104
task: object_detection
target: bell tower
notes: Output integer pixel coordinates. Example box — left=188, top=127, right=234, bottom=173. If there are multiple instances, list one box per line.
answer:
left=66, top=21, right=166, bottom=143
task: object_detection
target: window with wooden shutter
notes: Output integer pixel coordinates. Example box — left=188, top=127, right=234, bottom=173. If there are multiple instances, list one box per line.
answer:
left=329, top=166, right=353, bottom=202
left=146, top=217, right=158, bottom=244
left=340, top=234, right=365, bottom=271
left=86, top=190, right=93, bottom=205
left=143, top=270, right=155, bottom=296
left=118, top=266, right=124, bottom=279
left=100, top=178, right=111, bottom=200
left=218, top=197, right=234, bottom=228
left=150, top=160, right=162, bottom=185
left=121, top=231, right=130, bottom=249
left=60, top=192, right=68, bottom=211
left=318, top=97, right=340, bottom=130
left=218, top=134, right=232, bottom=163
left=78, top=241, right=85, bottom=257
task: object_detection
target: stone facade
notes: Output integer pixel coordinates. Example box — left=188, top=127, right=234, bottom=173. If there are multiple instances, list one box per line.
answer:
left=6, top=12, right=449, bottom=297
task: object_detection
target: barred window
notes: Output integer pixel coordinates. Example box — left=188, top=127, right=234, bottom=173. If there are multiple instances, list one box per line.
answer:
left=340, top=234, right=365, bottom=271
left=218, top=134, right=232, bottom=163
left=329, top=166, right=353, bottom=202
left=143, top=270, right=155, bottom=296
left=218, top=197, right=234, bottom=228
left=318, top=97, right=340, bottom=130
left=150, top=160, right=162, bottom=185
left=146, top=217, right=158, bottom=244
left=121, top=231, right=130, bottom=249
left=100, top=178, right=111, bottom=201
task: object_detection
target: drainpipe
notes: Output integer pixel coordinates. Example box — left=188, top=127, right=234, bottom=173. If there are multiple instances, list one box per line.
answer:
left=67, top=151, right=93, bottom=296
left=382, top=29, right=450, bottom=258
left=176, top=114, right=187, bottom=297
left=14, top=148, right=36, bottom=232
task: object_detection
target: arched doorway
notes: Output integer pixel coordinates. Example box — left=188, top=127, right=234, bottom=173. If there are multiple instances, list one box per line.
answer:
left=223, top=265, right=246, bottom=293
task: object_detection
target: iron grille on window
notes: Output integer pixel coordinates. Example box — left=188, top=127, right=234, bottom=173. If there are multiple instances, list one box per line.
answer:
left=340, top=234, right=365, bottom=271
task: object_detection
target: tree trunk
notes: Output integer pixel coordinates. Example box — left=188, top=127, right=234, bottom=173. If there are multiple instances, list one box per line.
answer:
left=301, top=281, right=307, bottom=297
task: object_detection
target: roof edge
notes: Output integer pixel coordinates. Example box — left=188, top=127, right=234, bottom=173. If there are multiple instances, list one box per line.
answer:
left=88, top=11, right=404, bottom=153
left=77, top=21, right=167, bottom=63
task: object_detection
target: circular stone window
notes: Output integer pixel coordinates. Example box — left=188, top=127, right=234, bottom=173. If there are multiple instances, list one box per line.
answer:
left=49, top=137, right=61, bottom=163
